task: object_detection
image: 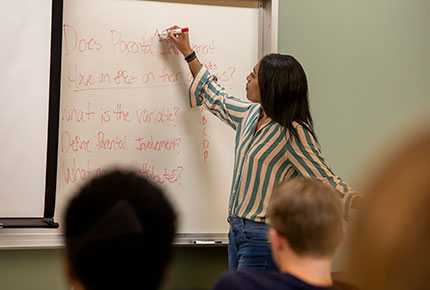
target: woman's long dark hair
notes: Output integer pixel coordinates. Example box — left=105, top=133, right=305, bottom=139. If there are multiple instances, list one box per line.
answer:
left=258, top=54, right=318, bottom=142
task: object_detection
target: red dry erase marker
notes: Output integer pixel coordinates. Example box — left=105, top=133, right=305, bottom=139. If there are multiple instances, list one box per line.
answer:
left=158, top=27, right=189, bottom=40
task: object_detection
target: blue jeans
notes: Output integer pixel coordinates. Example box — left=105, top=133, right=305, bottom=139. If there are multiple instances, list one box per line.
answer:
left=228, top=215, right=278, bottom=272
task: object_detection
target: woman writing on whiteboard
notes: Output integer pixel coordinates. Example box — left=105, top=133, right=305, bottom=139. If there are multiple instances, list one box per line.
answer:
left=166, top=26, right=359, bottom=271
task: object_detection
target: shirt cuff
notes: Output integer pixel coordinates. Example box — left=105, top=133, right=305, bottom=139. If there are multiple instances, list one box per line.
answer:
left=343, top=191, right=361, bottom=222
left=188, top=65, right=211, bottom=108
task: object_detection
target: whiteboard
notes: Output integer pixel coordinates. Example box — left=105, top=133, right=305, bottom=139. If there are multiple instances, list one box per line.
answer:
left=55, top=0, right=261, bottom=234
left=0, top=0, right=52, bottom=217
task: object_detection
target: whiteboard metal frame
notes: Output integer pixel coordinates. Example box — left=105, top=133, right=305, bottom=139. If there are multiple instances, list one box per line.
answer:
left=0, top=0, right=278, bottom=249
left=0, top=229, right=229, bottom=249
left=258, top=0, right=279, bottom=57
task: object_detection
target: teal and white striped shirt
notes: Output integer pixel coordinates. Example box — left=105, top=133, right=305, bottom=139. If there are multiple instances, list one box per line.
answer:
left=190, top=65, right=357, bottom=223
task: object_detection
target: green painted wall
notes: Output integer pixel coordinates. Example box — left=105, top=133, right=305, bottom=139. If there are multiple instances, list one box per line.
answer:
left=278, top=0, right=429, bottom=187
left=0, top=247, right=228, bottom=290
left=0, top=249, right=66, bottom=290
left=0, top=0, right=428, bottom=289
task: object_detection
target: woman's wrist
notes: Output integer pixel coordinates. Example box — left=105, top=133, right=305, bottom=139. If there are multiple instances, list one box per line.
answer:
left=185, top=51, right=197, bottom=63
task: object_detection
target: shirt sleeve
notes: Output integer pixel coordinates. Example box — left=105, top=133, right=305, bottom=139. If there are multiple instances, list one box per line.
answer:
left=189, top=65, right=253, bottom=131
left=286, top=124, right=360, bottom=221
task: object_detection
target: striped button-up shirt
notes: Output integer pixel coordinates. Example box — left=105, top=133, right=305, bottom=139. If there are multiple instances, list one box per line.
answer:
left=190, top=66, right=357, bottom=222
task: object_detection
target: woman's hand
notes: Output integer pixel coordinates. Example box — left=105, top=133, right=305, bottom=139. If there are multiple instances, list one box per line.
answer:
left=166, top=25, right=193, bottom=57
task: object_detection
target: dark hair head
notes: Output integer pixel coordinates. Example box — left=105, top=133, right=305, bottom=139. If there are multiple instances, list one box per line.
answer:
left=64, top=170, right=177, bottom=290
left=258, top=53, right=317, bottom=141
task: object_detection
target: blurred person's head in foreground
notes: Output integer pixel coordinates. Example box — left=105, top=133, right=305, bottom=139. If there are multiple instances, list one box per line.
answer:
left=63, top=170, right=177, bottom=290
left=346, top=127, right=430, bottom=290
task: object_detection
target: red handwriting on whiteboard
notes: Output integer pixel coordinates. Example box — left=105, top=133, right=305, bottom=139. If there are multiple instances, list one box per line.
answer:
left=142, top=71, right=156, bottom=84
left=113, top=70, right=137, bottom=85
left=214, top=66, right=237, bottom=82
left=63, top=24, right=102, bottom=55
left=96, top=131, right=128, bottom=151
left=202, top=116, right=210, bottom=162
left=160, top=68, right=182, bottom=83
left=62, top=158, right=92, bottom=184
left=100, top=104, right=132, bottom=123
left=111, top=29, right=154, bottom=55
left=136, top=107, right=179, bottom=124
left=61, top=103, right=95, bottom=123
left=100, top=107, right=111, bottom=123
left=61, top=131, right=92, bottom=153
left=67, top=63, right=94, bottom=89
left=135, top=136, right=181, bottom=152
left=137, top=163, right=184, bottom=185
left=205, top=61, right=218, bottom=71
left=113, top=103, right=132, bottom=122
left=191, top=40, right=218, bottom=55
left=66, top=63, right=190, bottom=92
left=99, top=70, right=157, bottom=86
